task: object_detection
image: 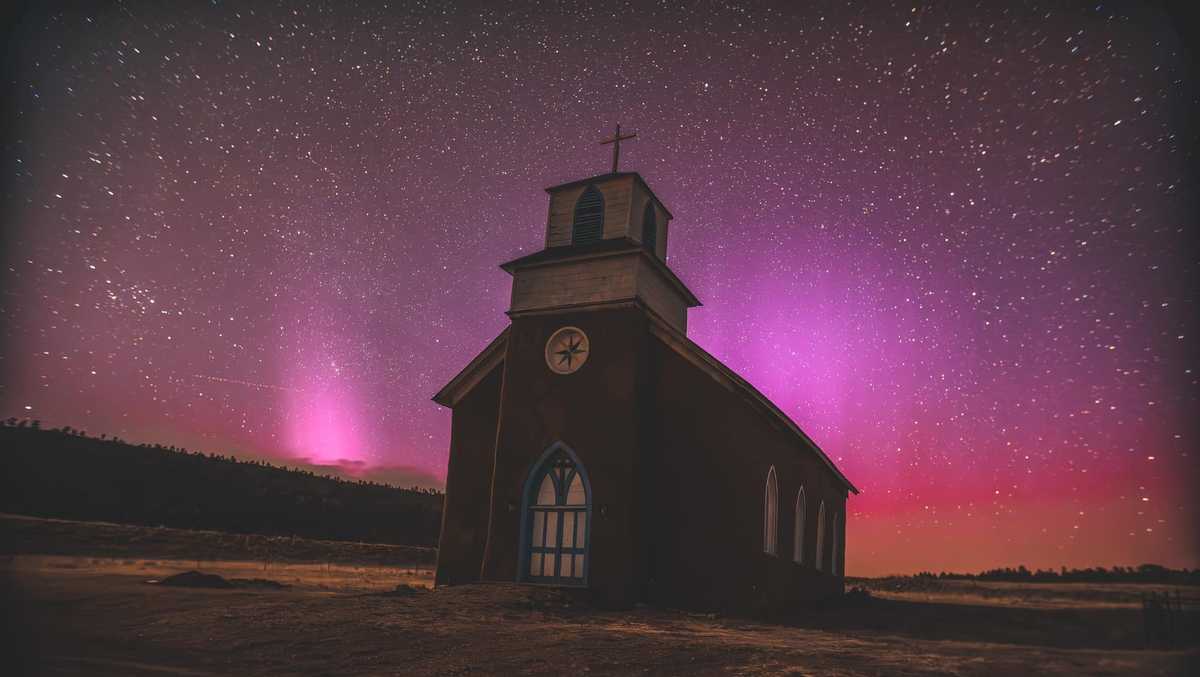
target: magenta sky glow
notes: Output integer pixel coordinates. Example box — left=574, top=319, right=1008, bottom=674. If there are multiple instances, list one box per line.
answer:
left=2, top=1, right=1196, bottom=575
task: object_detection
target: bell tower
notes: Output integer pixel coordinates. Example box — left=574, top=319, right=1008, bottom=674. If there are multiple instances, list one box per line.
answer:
left=442, top=128, right=700, bottom=605
left=503, top=170, right=698, bottom=333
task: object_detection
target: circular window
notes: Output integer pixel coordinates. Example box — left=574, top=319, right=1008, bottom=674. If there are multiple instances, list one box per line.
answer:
left=545, top=326, right=590, bottom=375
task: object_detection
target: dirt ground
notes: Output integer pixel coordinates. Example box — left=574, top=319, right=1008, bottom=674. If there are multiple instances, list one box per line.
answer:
left=1, top=514, right=1196, bottom=675
left=3, top=556, right=1196, bottom=676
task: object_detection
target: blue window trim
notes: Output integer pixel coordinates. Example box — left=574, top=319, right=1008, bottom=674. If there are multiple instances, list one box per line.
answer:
left=517, top=441, right=592, bottom=586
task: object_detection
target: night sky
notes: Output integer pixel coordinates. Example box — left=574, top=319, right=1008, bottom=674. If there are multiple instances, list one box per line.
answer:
left=2, top=1, right=1196, bottom=576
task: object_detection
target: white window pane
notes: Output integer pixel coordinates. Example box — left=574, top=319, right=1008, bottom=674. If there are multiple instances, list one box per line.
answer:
left=545, top=511, right=559, bottom=548
left=536, top=475, right=555, bottom=505
left=530, top=553, right=542, bottom=577
left=565, top=473, right=585, bottom=505
left=549, top=553, right=559, bottom=577
left=573, top=554, right=584, bottom=578
left=562, top=513, right=576, bottom=548
left=577, top=512, right=587, bottom=546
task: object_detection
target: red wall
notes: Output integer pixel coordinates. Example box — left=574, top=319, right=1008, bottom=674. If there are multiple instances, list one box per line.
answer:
left=434, top=365, right=503, bottom=586
left=434, top=306, right=850, bottom=611
left=478, top=307, right=651, bottom=607
left=647, top=337, right=848, bottom=611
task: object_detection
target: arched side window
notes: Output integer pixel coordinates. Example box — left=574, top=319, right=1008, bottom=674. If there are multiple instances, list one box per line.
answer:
left=763, top=466, right=778, bottom=555
left=641, top=202, right=657, bottom=254
left=571, top=185, right=604, bottom=245
left=522, top=444, right=591, bottom=583
left=793, top=487, right=806, bottom=564
left=832, top=511, right=842, bottom=576
left=815, top=500, right=826, bottom=572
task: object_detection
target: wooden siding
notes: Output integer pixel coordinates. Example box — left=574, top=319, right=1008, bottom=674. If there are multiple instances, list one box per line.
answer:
left=649, top=335, right=849, bottom=610
left=634, top=256, right=688, bottom=331
left=510, top=255, right=639, bottom=313
left=509, top=252, right=690, bottom=333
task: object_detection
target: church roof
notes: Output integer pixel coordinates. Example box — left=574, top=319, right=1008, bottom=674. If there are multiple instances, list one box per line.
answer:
left=431, top=327, right=509, bottom=408
left=544, top=172, right=674, bottom=220
left=430, top=314, right=858, bottom=495
left=647, top=315, right=860, bottom=495
left=499, top=237, right=701, bottom=308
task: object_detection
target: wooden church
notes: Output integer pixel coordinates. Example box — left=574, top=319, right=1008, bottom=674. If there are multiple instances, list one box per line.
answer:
left=433, top=132, right=856, bottom=610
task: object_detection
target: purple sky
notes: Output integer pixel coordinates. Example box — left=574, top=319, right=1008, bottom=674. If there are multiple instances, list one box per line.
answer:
left=2, top=1, right=1196, bottom=575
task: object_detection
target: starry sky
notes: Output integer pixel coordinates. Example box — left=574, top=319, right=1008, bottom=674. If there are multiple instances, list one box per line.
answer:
left=2, top=1, right=1196, bottom=576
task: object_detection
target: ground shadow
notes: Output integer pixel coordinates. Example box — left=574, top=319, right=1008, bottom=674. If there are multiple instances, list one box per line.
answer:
left=778, top=594, right=1198, bottom=651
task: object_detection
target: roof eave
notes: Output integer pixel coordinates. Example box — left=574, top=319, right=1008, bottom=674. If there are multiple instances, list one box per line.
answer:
left=499, top=240, right=701, bottom=308
left=647, top=317, right=859, bottom=495
left=543, top=172, right=674, bottom=220
left=431, top=327, right=509, bottom=408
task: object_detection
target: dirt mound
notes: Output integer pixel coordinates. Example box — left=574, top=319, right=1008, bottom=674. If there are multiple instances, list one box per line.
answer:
left=150, top=570, right=289, bottom=590
left=380, top=583, right=426, bottom=597
left=228, top=577, right=289, bottom=589
left=154, top=570, right=232, bottom=588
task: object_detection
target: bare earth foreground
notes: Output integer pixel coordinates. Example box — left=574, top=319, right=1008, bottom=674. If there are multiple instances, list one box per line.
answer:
left=2, top=515, right=1196, bottom=676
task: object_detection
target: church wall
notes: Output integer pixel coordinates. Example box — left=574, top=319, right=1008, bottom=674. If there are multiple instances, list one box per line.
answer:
left=434, top=363, right=504, bottom=587
left=546, top=176, right=635, bottom=247
left=648, top=339, right=847, bottom=612
left=479, top=307, right=649, bottom=607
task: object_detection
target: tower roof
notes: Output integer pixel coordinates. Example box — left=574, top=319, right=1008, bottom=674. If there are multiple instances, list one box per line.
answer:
left=499, top=236, right=700, bottom=308
left=544, top=172, right=674, bottom=220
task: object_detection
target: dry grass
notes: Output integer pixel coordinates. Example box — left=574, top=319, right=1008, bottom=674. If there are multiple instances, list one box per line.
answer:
left=6, top=555, right=433, bottom=593
left=850, top=576, right=1196, bottom=610
left=0, top=512, right=435, bottom=567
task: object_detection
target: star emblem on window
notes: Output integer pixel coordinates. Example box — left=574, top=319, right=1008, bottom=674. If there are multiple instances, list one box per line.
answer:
left=545, top=327, right=590, bottom=374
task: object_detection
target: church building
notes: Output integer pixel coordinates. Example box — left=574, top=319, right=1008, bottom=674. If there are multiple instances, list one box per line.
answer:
left=433, top=136, right=856, bottom=610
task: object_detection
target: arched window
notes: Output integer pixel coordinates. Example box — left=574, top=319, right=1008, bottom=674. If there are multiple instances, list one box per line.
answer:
left=815, top=500, right=826, bottom=572
left=522, top=444, right=590, bottom=583
left=641, top=202, right=657, bottom=254
left=571, top=185, right=604, bottom=245
left=793, top=487, right=806, bottom=564
left=832, top=511, right=842, bottom=576
left=763, top=466, right=778, bottom=555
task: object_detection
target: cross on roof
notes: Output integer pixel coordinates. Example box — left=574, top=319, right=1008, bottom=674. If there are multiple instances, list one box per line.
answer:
left=599, top=124, right=637, bottom=174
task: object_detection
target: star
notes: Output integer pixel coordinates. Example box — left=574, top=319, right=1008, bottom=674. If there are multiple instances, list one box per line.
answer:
left=555, top=335, right=586, bottom=368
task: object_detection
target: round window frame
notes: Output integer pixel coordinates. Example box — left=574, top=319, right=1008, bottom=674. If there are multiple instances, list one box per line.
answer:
left=544, top=326, right=590, bottom=375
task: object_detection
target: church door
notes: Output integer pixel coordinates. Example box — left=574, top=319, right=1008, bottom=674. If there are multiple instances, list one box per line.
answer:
left=522, top=446, right=590, bottom=584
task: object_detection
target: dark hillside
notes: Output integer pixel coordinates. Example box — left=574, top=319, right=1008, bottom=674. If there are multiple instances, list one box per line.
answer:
left=0, top=422, right=442, bottom=547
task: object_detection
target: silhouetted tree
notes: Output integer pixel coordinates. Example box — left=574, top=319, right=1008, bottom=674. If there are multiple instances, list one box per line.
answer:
left=0, top=425, right=443, bottom=548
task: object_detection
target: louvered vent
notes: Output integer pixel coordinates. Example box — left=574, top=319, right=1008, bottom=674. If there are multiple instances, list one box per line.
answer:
left=571, top=185, right=604, bottom=244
